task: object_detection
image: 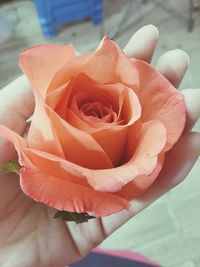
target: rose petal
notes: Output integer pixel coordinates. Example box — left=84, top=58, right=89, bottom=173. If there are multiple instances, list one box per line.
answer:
left=46, top=81, right=71, bottom=110
left=20, top=167, right=130, bottom=217
left=66, top=109, right=95, bottom=133
left=22, top=148, right=88, bottom=186
left=123, top=119, right=142, bottom=163
left=47, top=106, right=114, bottom=169
left=47, top=37, right=139, bottom=94
left=132, top=59, right=186, bottom=151
left=19, top=44, right=75, bottom=97
left=92, top=128, right=128, bottom=167
left=84, top=120, right=167, bottom=192
left=116, top=154, right=165, bottom=199
left=53, top=82, right=74, bottom=119
left=28, top=90, right=65, bottom=158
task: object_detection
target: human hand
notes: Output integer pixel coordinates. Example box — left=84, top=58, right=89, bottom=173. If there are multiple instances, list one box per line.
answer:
left=0, top=25, right=199, bottom=267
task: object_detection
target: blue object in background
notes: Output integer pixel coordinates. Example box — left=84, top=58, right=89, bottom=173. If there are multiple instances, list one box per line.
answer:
left=34, top=0, right=103, bottom=38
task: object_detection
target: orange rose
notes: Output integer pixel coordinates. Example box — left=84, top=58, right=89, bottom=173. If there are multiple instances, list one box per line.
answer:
left=0, top=37, right=186, bottom=217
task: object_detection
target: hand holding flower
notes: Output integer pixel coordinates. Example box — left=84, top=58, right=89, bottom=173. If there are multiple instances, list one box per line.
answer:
left=0, top=25, right=199, bottom=267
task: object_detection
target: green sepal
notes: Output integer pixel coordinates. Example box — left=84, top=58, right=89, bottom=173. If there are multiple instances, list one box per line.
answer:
left=2, top=160, right=21, bottom=175
left=54, top=210, right=96, bottom=224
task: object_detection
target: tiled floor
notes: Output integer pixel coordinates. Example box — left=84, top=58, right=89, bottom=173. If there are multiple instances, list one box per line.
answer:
left=0, top=0, right=200, bottom=266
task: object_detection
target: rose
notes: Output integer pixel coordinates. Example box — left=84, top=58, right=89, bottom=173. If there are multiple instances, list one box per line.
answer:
left=0, top=37, right=186, bottom=217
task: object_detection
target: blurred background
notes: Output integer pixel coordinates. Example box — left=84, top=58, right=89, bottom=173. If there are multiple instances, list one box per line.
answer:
left=0, top=0, right=200, bottom=266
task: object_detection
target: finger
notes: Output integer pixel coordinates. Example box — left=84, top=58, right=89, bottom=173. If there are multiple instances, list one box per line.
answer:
left=156, top=49, right=189, bottom=87
left=102, top=132, right=200, bottom=235
left=182, top=89, right=200, bottom=132
left=124, top=25, right=159, bottom=62
left=0, top=75, right=34, bottom=135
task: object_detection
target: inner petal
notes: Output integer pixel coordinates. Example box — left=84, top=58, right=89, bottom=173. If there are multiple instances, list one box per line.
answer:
left=68, top=89, right=122, bottom=129
left=81, top=101, right=109, bottom=119
left=80, top=101, right=118, bottom=124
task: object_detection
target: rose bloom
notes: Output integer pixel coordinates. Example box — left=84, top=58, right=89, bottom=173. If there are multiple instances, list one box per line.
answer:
left=0, top=37, right=186, bottom=217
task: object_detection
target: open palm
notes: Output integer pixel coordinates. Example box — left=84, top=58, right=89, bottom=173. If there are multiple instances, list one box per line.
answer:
left=0, top=25, right=199, bottom=267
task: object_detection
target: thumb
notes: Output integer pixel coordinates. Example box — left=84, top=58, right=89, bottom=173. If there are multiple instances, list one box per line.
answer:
left=0, top=75, right=34, bottom=135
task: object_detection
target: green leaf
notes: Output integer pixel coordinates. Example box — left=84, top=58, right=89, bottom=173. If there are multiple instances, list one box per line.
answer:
left=2, top=160, right=21, bottom=175
left=54, top=210, right=96, bottom=224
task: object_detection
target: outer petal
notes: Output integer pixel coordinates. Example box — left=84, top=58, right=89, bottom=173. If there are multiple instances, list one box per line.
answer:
left=23, top=148, right=90, bottom=187
left=84, top=120, right=167, bottom=192
left=20, top=168, right=130, bottom=217
left=47, top=37, right=139, bottom=94
left=19, top=44, right=75, bottom=98
left=116, top=154, right=165, bottom=199
left=27, top=90, right=65, bottom=158
left=132, top=59, right=186, bottom=151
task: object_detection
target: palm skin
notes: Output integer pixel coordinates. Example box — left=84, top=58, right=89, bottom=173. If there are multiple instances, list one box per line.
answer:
left=0, top=25, right=200, bottom=267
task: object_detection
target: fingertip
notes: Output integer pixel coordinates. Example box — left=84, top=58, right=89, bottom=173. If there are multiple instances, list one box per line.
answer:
left=124, top=24, right=159, bottom=62
left=156, top=49, right=189, bottom=87
left=144, top=24, right=159, bottom=37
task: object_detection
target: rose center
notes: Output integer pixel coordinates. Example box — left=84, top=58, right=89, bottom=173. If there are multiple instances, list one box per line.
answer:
left=80, top=101, right=111, bottom=119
